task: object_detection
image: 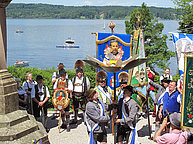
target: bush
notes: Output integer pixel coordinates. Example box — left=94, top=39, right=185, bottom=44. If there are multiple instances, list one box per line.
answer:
left=8, top=65, right=96, bottom=109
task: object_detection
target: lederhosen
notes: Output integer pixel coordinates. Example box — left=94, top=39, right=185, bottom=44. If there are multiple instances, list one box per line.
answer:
left=72, top=76, right=87, bottom=110
left=117, top=97, right=133, bottom=143
left=33, top=85, right=48, bottom=118
left=18, top=87, right=27, bottom=108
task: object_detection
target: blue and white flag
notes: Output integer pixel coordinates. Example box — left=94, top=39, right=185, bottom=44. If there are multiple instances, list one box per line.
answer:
left=96, top=32, right=132, bottom=90
left=172, top=33, right=193, bottom=77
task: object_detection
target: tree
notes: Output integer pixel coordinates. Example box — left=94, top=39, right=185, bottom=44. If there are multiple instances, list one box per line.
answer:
left=172, top=0, right=193, bottom=33
left=125, top=3, right=175, bottom=70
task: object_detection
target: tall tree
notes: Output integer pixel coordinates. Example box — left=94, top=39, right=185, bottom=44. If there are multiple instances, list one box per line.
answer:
left=172, top=0, right=193, bottom=33
left=125, top=3, right=175, bottom=70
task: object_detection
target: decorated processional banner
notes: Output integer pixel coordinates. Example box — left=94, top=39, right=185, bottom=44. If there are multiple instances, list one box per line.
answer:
left=181, top=55, right=193, bottom=131
left=96, top=32, right=132, bottom=90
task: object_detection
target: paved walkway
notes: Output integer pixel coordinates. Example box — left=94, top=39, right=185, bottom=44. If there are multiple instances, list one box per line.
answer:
left=47, top=111, right=156, bottom=144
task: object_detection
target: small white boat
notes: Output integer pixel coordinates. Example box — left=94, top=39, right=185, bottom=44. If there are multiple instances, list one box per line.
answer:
left=56, top=38, right=79, bottom=48
left=14, top=61, right=29, bottom=67
left=15, top=30, right=24, bottom=33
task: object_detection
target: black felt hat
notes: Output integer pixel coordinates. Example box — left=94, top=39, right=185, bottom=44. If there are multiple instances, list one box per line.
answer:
left=123, top=85, right=133, bottom=93
left=59, top=68, right=67, bottom=76
left=36, top=75, right=43, bottom=81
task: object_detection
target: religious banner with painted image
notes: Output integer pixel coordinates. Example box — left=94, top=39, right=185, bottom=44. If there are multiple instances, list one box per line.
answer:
left=130, top=30, right=148, bottom=108
left=96, top=32, right=132, bottom=90
left=181, top=55, right=193, bottom=132
left=52, top=88, right=70, bottom=111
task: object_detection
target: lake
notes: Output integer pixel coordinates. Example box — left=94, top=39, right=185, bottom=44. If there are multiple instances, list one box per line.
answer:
left=7, top=19, right=179, bottom=75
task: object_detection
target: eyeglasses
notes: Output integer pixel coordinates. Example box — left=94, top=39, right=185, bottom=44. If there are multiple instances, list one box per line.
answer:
left=99, top=81, right=106, bottom=83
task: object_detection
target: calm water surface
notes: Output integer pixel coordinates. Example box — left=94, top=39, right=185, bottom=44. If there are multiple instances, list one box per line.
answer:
left=7, top=19, right=179, bottom=74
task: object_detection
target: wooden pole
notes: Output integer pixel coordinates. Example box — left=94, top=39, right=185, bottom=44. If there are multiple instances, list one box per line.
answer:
left=59, top=111, right=61, bottom=133
left=113, top=72, right=117, bottom=144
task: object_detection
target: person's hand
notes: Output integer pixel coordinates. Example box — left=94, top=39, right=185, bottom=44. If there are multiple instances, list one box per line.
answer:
left=161, top=117, right=170, bottom=129
left=38, top=101, right=44, bottom=107
left=115, top=119, right=120, bottom=123
left=159, top=111, right=162, bottom=119
left=112, top=113, right=117, bottom=119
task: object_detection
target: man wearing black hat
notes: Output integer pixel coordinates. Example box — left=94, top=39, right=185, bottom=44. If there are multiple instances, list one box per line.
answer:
left=31, top=75, right=50, bottom=132
left=117, top=72, right=129, bottom=101
left=71, top=60, right=90, bottom=124
left=115, top=85, right=138, bottom=144
left=53, top=68, right=73, bottom=132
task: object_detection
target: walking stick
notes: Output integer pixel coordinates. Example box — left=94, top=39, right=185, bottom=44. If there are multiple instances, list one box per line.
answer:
left=146, top=95, right=152, bottom=139
left=59, top=111, right=61, bottom=133
left=41, top=106, right=45, bottom=128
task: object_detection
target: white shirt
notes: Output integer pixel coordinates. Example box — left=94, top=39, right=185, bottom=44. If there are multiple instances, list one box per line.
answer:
left=72, top=76, right=90, bottom=92
left=160, top=74, right=173, bottom=84
left=52, top=71, right=68, bottom=81
left=53, top=78, right=73, bottom=91
left=31, top=85, right=50, bottom=101
left=23, top=80, right=36, bottom=90
left=17, top=87, right=27, bottom=97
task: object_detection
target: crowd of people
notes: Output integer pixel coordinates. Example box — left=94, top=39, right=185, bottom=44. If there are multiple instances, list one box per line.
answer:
left=16, top=61, right=192, bottom=144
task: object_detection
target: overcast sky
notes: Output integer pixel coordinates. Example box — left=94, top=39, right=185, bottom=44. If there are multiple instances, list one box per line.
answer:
left=12, top=0, right=176, bottom=8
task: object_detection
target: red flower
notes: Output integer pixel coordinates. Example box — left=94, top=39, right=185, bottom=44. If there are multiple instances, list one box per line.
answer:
left=189, top=114, right=192, bottom=118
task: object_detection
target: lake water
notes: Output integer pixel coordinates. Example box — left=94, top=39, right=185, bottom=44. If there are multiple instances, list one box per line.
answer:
left=7, top=19, right=179, bottom=75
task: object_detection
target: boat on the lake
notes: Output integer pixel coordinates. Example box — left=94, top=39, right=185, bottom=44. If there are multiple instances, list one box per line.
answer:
left=14, top=60, right=29, bottom=67
left=15, top=30, right=24, bottom=33
left=56, top=38, right=79, bottom=48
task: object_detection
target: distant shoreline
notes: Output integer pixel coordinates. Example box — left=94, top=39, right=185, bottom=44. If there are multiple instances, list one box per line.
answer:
left=7, top=3, right=181, bottom=20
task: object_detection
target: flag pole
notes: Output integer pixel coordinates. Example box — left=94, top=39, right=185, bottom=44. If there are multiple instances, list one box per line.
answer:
left=109, top=22, right=117, bottom=144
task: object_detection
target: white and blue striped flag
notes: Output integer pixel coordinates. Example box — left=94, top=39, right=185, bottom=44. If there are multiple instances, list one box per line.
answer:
left=172, top=33, right=193, bottom=77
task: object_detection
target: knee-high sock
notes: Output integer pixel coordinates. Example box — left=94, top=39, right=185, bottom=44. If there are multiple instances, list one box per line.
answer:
left=74, top=110, right=78, bottom=121
left=61, top=113, right=65, bottom=123
left=66, top=115, right=70, bottom=125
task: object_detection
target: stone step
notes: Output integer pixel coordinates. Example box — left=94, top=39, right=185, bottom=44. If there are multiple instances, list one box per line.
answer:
left=0, top=119, right=39, bottom=141
left=0, top=110, right=29, bottom=128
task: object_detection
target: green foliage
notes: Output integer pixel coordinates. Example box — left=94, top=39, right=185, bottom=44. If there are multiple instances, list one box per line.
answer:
left=172, top=0, right=193, bottom=33
left=125, top=3, right=175, bottom=70
left=8, top=66, right=96, bottom=108
left=6, top=3, right=181, bottom=20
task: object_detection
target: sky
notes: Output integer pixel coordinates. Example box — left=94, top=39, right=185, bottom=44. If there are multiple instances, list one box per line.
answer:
left=12, top=0, right=176, bottom=8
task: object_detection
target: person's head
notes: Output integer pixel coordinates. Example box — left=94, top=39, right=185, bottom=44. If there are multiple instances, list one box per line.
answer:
left=118, top=72, right=129, bottom=89
left=161, top=78, right=171, bottom=89
left=86, top=89, right=98, bottom=101
left=26, top=72, right=32, bottom=81
left=96, top=71, right=107, bottom=87
left=169, top=81, right=177, bottom=93
left=76, top=67, right=84, bottom=78
left=59, top=91, right=63, bottom=96
left=110, top=39, right=119, bottom=55
left=146, top=67, right=150, bottom=74
left=165, top=68, right=170, bottom=75
left=123, top=85, right=133, bottom=98
left=36, top=75, right=43, bottom=85
left=169, top=112, right=181, bottom=130
left=59, top=68, right=67, bottom=80
left=57, top=63, right=64, bottom=71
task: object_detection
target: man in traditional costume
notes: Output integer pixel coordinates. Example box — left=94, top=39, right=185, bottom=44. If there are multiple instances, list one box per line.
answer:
left=23, top=72, right=36, bottom=114
left=95, top=71, right=112, bottom=108
left=116, top=72, right=129, bottom=101
left=53, top=69, right=73, bottom=132
left=85, top=89, right=110, bottom=144
left=115, top=85, right=138, bottom=144
left=31, top=75, right=50, bottom=132
left=71, top=60, right=90, bottom=124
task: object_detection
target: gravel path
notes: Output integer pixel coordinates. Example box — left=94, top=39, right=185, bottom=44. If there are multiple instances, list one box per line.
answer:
left=47, top=111, right=156, bottom=144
